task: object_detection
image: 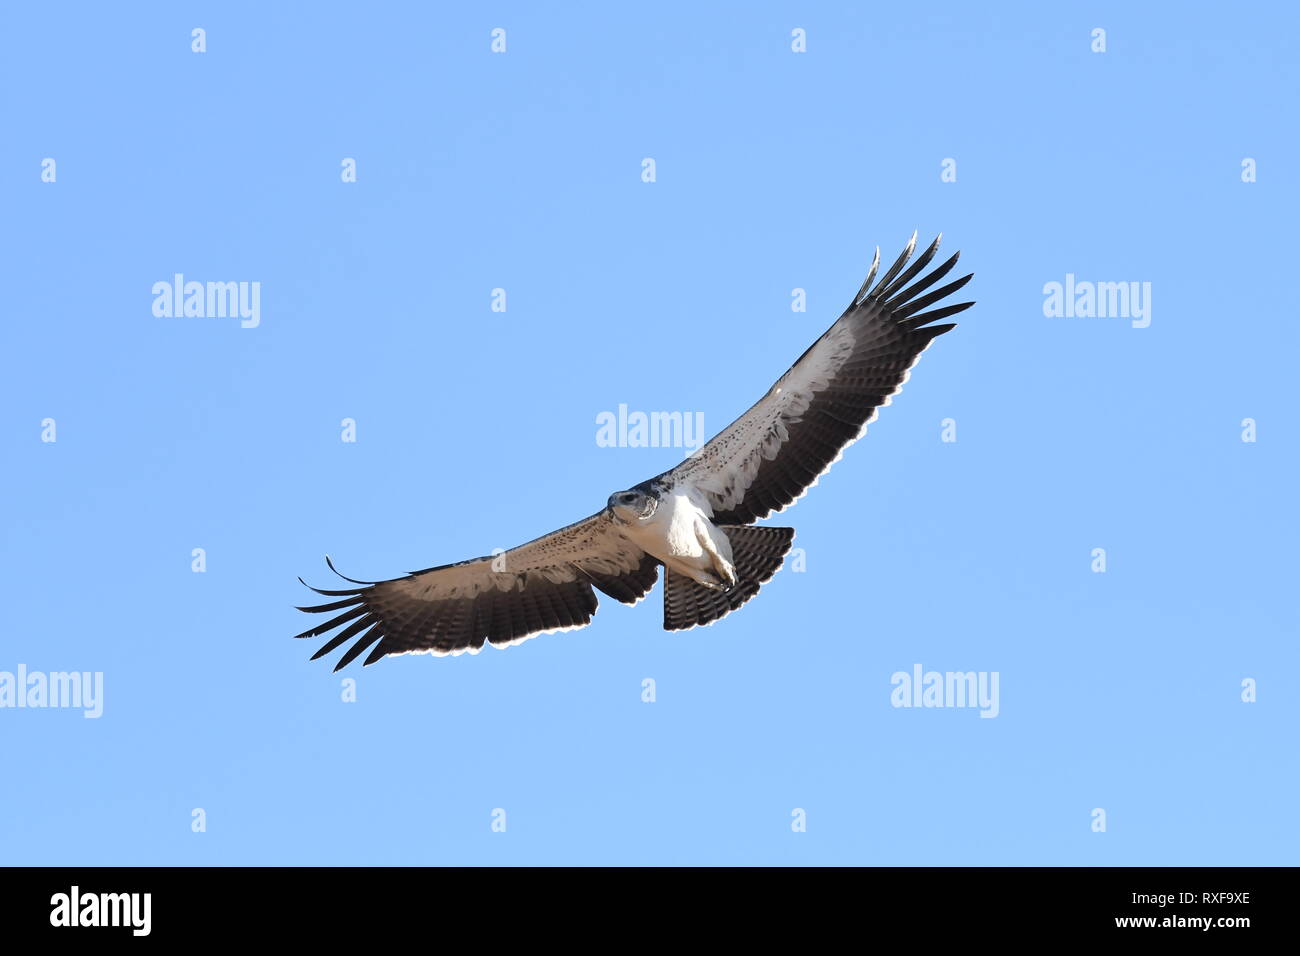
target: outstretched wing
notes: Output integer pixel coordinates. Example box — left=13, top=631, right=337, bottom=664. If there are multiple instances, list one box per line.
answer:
left=656, top=233, right=972, bottom=525
left=294, top=511, right=658, bottom=670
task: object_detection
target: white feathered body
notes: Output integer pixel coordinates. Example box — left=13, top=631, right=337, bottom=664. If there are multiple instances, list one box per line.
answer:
left=616, top=486, right=735, bottom=587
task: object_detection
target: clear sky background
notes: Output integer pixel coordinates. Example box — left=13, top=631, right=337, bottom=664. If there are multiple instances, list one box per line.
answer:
left=2, top=2, right=1295, bottom=866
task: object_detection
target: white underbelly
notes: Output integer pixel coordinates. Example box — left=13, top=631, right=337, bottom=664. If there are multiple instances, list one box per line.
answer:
left=620, top=490, right=718, bottom=572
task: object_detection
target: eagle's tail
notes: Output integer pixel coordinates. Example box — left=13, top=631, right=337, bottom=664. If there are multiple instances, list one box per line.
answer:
left=662, top=525, right=795, bottom=631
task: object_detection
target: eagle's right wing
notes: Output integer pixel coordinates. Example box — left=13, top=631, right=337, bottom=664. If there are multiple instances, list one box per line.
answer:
left=655, top=234, right=973, bottom=525
left=294, top=511, right=658, bottom=669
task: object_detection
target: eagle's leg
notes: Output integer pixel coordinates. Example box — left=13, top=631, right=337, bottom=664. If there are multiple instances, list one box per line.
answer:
left=694, top=517, right=738, bottom=591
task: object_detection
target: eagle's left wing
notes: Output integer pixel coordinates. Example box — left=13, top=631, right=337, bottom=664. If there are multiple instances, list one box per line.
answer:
left=655, top=234, right=972, bottom=525
left=294, top=511, right=658, bottom=669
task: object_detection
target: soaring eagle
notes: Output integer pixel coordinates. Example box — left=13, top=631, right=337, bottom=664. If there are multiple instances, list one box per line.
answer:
left=296, top=234, right=973, bottom=669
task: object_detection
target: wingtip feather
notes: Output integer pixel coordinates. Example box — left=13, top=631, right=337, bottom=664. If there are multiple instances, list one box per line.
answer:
left=324, top=554, right=377, bottom=585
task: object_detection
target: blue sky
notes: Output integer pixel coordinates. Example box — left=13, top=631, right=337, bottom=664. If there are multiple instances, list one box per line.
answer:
left=1, top=2, right=1295, bottom=865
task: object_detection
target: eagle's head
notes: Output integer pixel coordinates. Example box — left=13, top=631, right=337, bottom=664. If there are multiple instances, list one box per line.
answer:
left=607, top=488, right=658, bottom=524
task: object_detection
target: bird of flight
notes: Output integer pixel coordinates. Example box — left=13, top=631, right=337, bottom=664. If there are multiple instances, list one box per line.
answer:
left=295, top=234, right=973, bottom=670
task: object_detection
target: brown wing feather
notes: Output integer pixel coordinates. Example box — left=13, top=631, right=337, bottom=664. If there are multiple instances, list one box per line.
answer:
left=294, top=512, right=656, bottom=669
left=655, top=234, right=973, bottom=525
